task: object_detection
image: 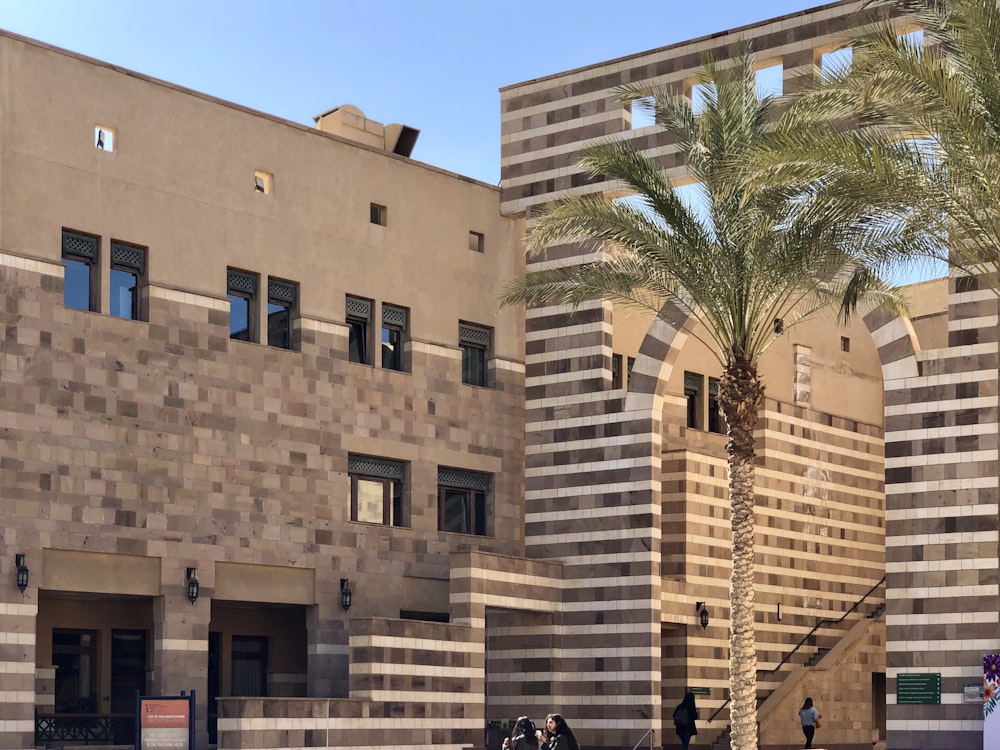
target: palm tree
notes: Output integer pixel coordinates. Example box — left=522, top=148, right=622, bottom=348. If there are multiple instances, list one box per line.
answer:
left=761, top=0, right=1000, bottom=286
left=500, top=45, right=912, bottom=750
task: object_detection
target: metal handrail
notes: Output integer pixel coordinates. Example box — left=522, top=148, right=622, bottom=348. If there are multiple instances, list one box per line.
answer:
left=707, top=575, right=886, bottom=723
left=629, top=727, right=654, bottom=750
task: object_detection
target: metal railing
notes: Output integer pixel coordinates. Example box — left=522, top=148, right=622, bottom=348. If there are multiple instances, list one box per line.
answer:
left=630, top=727, right=655, bottom=750
left=35, top=713, right=136, bottom=747
left=707, top=575, right=886, bottom=723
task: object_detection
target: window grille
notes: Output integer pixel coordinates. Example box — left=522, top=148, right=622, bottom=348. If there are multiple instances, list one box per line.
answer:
left=383, top=304, right=407, bottom=328
left=111, top=242, right=145, bottom=273
left=268, top=279, right=297, bottom=304
left=349, top=455, right=404, bottom=480
left=684, top=372, right=702, bottom=392
left=347, top=296, right=371, bottom=320
left=708, top=379, right=719, bottom=397
left=459, top=323, right=490, bottom=348
left=62, top=231, right=98, bottom=261
left=438, top=467, right=490, bottom=492
left=228, top=270, right=257, bottom=294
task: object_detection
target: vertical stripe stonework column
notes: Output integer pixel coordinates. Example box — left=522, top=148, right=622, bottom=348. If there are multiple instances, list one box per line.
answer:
left=0, top=599, right=37, bottom=750
left=154, top=588, right=210, bottom=747
left=871, top=274, right=1000, bottom=750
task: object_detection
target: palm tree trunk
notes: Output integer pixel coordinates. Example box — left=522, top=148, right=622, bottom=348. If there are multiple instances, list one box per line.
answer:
left=719, top=358, right=764, bottom=750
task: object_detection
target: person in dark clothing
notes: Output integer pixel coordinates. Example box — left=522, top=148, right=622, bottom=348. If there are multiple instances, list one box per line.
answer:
left=543, top=713, right=580, bottom=750
left=673, top=692, right=698, bottom=750
left=509, top=716, right=539, bottom=750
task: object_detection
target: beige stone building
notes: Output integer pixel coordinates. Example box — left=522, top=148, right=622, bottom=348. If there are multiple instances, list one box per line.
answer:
left=3, top=3, right=982, bottom=750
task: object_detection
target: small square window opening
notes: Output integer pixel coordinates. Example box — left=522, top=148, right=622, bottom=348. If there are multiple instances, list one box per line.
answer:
left=370, top=203, right=387, bottom=226
left=630, top=96, right=656, bottom=129
left=755, top=63, right=783, bottom=99
left=819, top=47, right=853, bottom=81
left=469, top=231, right=485, bottom=253
left=95, top=126, right=115, bottom=152
left=841, top=336, right=851, bottom=353
left=254, top=170, right=273, bottom=195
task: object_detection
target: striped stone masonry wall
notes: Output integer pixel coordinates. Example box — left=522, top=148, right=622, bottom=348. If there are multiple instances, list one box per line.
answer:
left=869, top=275, right=1000, bottom=750
left=502, top=3, right=894, bottom=747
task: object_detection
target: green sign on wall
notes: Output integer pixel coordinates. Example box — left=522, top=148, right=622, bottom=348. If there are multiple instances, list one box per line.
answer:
left=896, top=673, right=941, bottom=704
left=689, top=687, right=711, bottom=696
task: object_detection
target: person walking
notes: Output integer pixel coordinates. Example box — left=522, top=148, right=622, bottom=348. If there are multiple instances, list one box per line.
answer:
left=508, top=716, right=540, bottom=750
left=798, top=697, right=821, bottom=749
left=672, top=692, right=698, bottom=750
left=543, top=714, right=580, bottom=750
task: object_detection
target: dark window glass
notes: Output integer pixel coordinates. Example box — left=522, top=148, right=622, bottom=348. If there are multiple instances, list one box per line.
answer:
left=348, top=318, right=368, bottom=364
left=53, top=629, right=99, bottom=713
left=267, top=301, right=290, bottom=349
left=110, top=630, right=146, bottom=713
left=229, top=293, right=251, bottom=341
left=110, top=267, right=138, bottom=320
left=64, top=257, right=93, bottom=311
left=231, top=635, right=267, bottom=697
left=611, top=354, right=623, bottom=389
left=708, top=378, right=724, bottom=434
left=461, top=344, right=486, bottom=386
left=382, top=325, right=402, bottom=370
left=439, top=487, right=487, bottom=536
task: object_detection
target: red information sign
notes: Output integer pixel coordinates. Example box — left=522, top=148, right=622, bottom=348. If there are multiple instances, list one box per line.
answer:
left=140, top=698, right=190, bottom=750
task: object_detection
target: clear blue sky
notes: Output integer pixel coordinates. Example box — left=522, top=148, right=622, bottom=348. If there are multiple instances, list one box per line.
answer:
left=2, top=0, right=824, bottom=185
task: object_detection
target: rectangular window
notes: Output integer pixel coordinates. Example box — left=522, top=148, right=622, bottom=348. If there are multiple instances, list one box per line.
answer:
left=684, top=372, right=703, bottom=430
left=231, top=635, right=268, bottom=697
left=370, top=203, right=387, bottom=226
left=227, top=269, right=258, bottom=342
left=349, top=454, right=406, bottom=527
left=630, top=95, right=656, bottom=128
left=438, top=467, right=490, bottom=536
left=460, top=322, right=491, bottom=387
left=381, top=303, right=408, bottom=371
left=110, top=241, right=146, bottom=321
left=347, top=295, right=372, bottom=364
left=53, top=629, right=99, bottom=713
left=62, top=230, right=99, bottom=312
left=708, top=377, right=725, bottom=434
left=755, top=63, right=783, bottom=99
left=267, top=278, right=297, bottom=350
left=611, top=354, right=623, bottom=389
left=469, top=231, right=485, bottom=253
left=840, top=336, right=851, bottom=353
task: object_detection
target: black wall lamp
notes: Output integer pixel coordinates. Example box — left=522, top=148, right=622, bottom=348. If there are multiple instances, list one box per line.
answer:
left=185, top=567, right=200, bottom=604
left=15, top=554, right=28, bottom=593
left=340, top=578, right=353, bottom=611
left=695, top=601, right=710, bottom=630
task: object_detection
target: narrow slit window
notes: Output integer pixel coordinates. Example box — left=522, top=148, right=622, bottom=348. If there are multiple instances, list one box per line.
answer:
left=110, top=241, right=147, bottom=321
left=611, top=354, right=623, bottom=389
left=227, top=269, right=258, bottom=342
left=267, top=278, right=297, bottom=350
left=381, top=303, right=408, bottom=371
left=841, top=336, right=851, bottom=353
left=684, top=371, right=703, bottom=430
left=347, top=295, right=373, bottom=364
left=62, top=230, right=99, bottom=312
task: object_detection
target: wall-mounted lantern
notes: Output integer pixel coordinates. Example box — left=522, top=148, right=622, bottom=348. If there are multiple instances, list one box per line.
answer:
left=15, top=554, right=28, bottom=593
left=340, top=578, right=353, bottom=611
left=695, top=601, right=710, bottom=630
left=185, top=567, right=200, bottom=604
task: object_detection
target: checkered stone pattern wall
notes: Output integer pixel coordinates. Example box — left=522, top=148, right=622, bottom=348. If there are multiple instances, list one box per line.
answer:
left=0, top=247, right=524, bottom=749
left=868, top=277, right=1000, bottom=750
